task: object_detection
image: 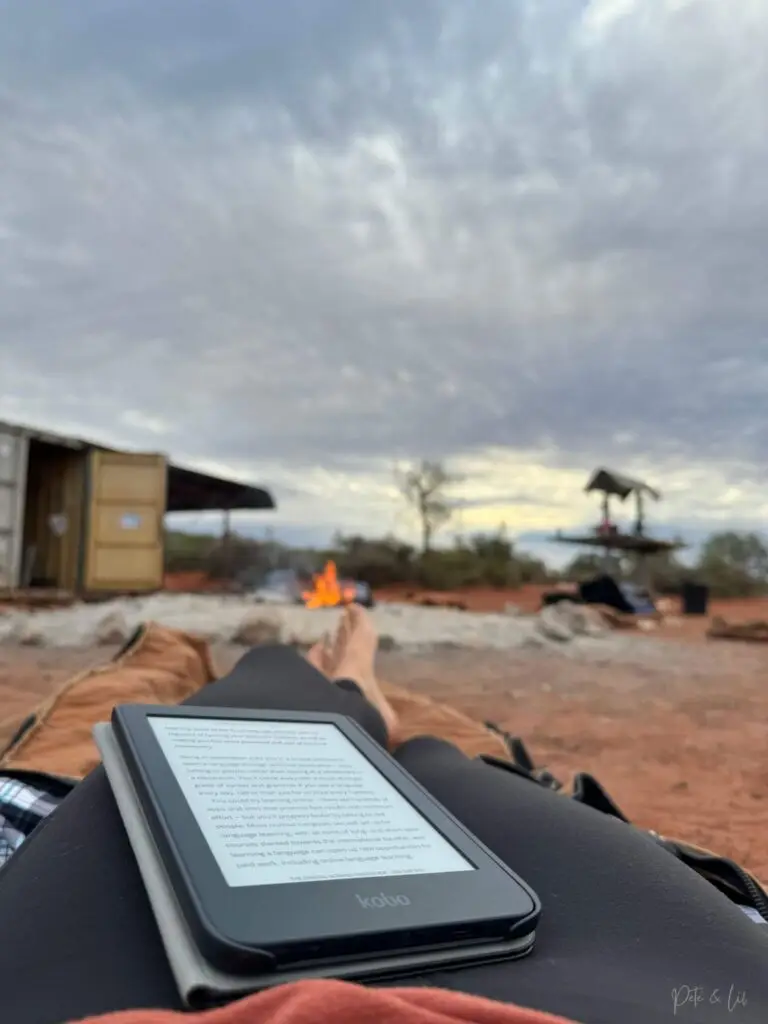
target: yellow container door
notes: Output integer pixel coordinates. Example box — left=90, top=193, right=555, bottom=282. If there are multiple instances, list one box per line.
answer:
left=83, top=450, right=167, bottom=592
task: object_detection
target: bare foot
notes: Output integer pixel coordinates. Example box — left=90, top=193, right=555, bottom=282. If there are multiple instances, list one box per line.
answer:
left=305, top=635, right=333, bottom=676
left=331, top=605, right=399, bottom=742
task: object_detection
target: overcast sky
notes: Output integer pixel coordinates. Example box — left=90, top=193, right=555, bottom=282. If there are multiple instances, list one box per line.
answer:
left=2, top=0, right=768, bottom=555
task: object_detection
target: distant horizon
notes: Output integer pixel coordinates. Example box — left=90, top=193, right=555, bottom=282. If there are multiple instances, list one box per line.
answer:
left=164, top=511, right=722, bottom=570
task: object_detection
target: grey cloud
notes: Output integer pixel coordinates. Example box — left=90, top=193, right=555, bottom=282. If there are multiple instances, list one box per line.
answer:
left=450, top=494, right=567, bottom=511
left=0, top=0, right=453, bottom=137
left=2, top=0, right=768, bottom=507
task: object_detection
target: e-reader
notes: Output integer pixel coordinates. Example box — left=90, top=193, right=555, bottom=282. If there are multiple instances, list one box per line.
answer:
left=97, top=705, right=540, bottom=1006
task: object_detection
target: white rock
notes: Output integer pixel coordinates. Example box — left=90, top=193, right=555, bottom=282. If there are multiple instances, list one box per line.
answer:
left=0, top=615, right=21, bottom=645
left=0, top=592, right=716, bottom=672
left=19, top=623, right=46, bottom=647
left=94, top=611, right=131, bottom=646
left=563, top=602, right=607, bottom=638
left=520, top=633, right=549, bottom=651
left=536, top=604, right=575, bottom=642
left=232, top=612, right=284, bottom=647
left=536, top=600, right=608, bottom=642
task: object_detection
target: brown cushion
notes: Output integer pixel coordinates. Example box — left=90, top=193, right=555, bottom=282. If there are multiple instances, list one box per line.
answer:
left=382, top=681, right=511, bottom=760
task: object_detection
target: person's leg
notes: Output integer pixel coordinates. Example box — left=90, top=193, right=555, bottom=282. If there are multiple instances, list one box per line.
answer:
left=390, top=736, right=768, bottom=1024
left=0, top=643, right=388, bottom=1024
left=5, top=609, right=767, bottom=1024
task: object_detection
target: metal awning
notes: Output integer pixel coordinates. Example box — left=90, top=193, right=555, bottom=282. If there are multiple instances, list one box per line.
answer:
left=166, top=464, right=275, bottom=513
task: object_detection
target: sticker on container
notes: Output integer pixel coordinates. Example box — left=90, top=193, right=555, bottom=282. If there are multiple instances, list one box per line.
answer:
left=120, top=513, right=142, bottom=530
left=48, top=513, right=68, bottom=537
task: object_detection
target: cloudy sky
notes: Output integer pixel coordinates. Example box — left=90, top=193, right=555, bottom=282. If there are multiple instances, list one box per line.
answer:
left=2, top=0, right=768, bottom=557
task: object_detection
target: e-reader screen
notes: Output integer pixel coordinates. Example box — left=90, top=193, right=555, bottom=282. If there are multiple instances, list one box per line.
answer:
left=147, top=716, right=475, bottom=888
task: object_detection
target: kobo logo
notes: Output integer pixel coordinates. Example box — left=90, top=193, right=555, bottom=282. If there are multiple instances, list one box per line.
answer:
left=355, top=892, right=411, bottom=909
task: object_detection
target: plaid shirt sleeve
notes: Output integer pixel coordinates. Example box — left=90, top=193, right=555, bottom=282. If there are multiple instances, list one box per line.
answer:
left=0, top=776, right=67, bottom=868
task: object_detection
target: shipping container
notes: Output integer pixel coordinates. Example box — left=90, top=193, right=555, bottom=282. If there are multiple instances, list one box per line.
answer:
left=0, top=424, right=29, bottom=588
left=0, top=417, right=274, bottom=596
left=0, top=422, right=167, bottom=594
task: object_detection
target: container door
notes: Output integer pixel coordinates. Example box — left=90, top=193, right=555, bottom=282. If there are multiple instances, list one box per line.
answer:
left=83, top=450, right=167, bottom=592
left=0, top=427, right=29, bottom=589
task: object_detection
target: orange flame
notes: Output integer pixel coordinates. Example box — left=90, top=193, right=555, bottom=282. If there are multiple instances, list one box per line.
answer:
left=302, top=561, right=358, bottom=609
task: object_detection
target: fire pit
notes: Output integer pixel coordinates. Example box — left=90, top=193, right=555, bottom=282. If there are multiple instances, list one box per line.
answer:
left=249, top=563, right=374, bottom=609
left=302, top=561, right=374, bottom=609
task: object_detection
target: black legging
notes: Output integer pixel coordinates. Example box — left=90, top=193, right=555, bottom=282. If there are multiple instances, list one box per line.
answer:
left=1, top=645, right=766, bottom=1024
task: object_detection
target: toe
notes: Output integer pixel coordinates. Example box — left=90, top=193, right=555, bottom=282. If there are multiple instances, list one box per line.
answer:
left=305, top=641, right=327, bottom=674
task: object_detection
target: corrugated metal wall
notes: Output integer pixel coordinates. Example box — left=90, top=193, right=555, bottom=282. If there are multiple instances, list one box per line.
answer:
left=0, top=425, right=29, bottom=588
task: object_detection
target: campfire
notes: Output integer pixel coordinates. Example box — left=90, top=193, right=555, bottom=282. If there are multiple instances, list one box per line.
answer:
left=302, top=561, right=358, bottom=609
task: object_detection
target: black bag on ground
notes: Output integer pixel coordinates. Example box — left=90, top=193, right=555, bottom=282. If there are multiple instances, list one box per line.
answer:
left=578, top=575, right=637, bottom=614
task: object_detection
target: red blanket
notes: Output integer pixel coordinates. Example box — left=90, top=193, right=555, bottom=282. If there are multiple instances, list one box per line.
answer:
left=74, top=979, right=577, bottom=1024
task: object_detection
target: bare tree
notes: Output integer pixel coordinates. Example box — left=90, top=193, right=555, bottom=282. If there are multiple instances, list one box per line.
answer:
left=396, top=460, right=459, bottom=553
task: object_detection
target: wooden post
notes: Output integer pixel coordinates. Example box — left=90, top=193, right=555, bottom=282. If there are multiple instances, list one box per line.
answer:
left=222, top=508, right=233, bottom=582
left=601, top=495, right=612, bottom=572
left=634, top=491, right=645, bottom=536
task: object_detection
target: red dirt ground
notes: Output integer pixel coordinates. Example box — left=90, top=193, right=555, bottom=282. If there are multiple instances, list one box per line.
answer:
left=162, top=571, right=235, bottom=592
left=380, top=642, right=768, bottom=881
left=1, top=628, right=767, bottom=882
left=375, top=582, right=554, bottom=613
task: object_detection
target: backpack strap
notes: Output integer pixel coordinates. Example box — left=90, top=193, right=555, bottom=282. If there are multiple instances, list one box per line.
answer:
left=654, top=837, right=768, bottom=919
left=483, top=724, right=563, bottom=791
left=569, top=768, right=768, bottom=918
left=571, top=772, right=630, bottom=822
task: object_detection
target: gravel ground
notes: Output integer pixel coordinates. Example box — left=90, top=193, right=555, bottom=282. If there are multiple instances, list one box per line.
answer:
left=1, top=634, right=767, bottom=882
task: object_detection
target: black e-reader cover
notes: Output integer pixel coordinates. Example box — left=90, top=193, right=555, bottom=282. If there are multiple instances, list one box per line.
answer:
left=95, top=705, right=540, bottom=1008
